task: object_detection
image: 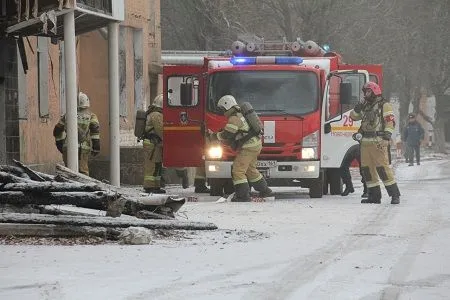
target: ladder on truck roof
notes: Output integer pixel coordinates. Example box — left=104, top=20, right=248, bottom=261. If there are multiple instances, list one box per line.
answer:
left=161, top=50, right=230, bottom=65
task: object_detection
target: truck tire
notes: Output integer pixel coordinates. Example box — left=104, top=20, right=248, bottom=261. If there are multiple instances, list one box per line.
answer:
left=309, top=170, right=324, bottom=198
left=327, top=168, right=342, bottom=195
left=309, top=179, right=323, bottom=198
left=209, top=179, right=224, bottom=196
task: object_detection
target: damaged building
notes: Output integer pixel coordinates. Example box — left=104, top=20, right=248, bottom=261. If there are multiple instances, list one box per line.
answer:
left=0, top=0, right=162, bottom=185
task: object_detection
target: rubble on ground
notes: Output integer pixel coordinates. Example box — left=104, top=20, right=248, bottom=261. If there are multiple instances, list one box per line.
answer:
left=0, top=161, right=218, bottom=244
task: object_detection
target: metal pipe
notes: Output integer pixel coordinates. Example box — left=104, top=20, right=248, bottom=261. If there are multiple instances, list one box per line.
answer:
left=108, top=22, right=120, bottom=187
left=63, top=10, right=78, bottom=172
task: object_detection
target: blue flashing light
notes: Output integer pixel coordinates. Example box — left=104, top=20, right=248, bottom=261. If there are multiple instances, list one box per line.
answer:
left=230, top=57, right=257, bottom=65
left=230, top=56, right=303, bottom=65
left=274, top=56, right=303, bottom=65
left=322, top=44, right=331, bottom=52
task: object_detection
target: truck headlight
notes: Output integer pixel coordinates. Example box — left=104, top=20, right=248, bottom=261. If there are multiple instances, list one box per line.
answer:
left=207, top=146, right=223, bottom=159
left=302, top=147, right=317, bottom=159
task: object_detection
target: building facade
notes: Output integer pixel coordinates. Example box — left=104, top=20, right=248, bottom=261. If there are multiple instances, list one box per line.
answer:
left=0, top=0, right=162, bottom=183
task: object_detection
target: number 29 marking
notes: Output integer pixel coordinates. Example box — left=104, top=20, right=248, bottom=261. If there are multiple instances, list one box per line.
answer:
left=343, top=115, right=354, bottom=127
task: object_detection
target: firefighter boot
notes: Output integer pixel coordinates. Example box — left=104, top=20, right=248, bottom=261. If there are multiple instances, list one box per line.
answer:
left=361, top=186, right=381, bottom=204
left=194, top=179, right=211, bottom=193
left=231, top=183, right=251, bottom=202
left=251, top=177, right=273, bottom=198
left=175, top=169, right=189, bottom=189
left=361, top=184, right=368, bottom=198
left=386, top=183, right=401, bottom=205
left=341, top=183, right=355, bottom=196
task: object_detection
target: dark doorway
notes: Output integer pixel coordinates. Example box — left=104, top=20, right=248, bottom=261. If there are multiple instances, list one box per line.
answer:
left=0, top=38, right=19, bottom=164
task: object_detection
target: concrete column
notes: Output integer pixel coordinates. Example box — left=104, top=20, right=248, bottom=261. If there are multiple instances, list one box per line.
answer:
left=108, top=22, right=120, bottom=186
left=63, top=10, right=78, bottom=172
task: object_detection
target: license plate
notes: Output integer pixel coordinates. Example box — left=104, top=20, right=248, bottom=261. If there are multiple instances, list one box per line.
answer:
left=256, top=160, right=277, bottom=168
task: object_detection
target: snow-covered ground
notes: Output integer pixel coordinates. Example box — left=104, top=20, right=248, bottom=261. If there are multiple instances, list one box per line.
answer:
left=1, top=154, right=450, bottom=300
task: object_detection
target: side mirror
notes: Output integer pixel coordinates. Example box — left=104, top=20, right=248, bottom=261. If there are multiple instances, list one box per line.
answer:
left=340, top=82, right=352, bottom=105
left=180, top=82, right=193, bottom=106
left=324, top=123, right=331, bottom=134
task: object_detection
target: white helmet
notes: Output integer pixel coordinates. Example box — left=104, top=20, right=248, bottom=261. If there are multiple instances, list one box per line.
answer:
left=217, top=95, right=238, bottom=112
left=78, top=92, right=90, bottom=109
left=152, top=94, right=163, bottom=108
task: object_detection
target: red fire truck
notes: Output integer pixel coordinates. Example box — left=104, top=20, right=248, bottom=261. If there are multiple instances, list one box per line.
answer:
left=161, top=37, right=382, bottom=198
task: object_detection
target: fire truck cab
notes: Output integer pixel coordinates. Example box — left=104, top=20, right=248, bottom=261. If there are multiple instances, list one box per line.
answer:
left=162, top=37, right=382, bottom=198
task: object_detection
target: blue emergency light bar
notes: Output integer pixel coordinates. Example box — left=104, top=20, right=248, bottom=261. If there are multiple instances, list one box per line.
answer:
left=230, top=56, right=303, bottom=65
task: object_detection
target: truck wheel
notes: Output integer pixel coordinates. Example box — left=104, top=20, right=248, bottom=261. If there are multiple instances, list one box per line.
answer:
left=224, top=179, right=235, bottom=195
left=309, top=179, right=323, bottom=198
left=328, top=168, right=343, bottom=195
left=309, top=170, right=324, bottom=198
left=209, top=178, right=224, bottom=196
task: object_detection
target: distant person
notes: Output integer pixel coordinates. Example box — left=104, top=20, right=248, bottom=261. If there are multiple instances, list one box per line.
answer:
left=402, top=113, right=424, bottom=166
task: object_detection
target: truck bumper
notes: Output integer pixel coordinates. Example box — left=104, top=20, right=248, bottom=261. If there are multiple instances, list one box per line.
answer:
left=205, top=160, right=320, bottom=179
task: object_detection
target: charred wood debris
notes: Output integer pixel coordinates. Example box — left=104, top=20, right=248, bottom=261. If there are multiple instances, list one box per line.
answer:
left=0, top=160, right=217, bottom=243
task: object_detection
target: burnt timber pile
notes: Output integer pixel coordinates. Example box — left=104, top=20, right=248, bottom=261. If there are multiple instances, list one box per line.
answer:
left=0, top=161, right=217, bottom=241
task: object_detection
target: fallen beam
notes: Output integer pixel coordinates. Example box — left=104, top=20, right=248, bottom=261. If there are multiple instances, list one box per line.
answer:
left=13, top=159, right=46, bottom=182
left=0, top=191, right=118, bottom=210
left=56, top=164, right=186, bottom=213
left=0, top=171, right=32, bottom=184
left=0, top=181, right=103, bottom=192
left=0, top=213, right=218, bottom=231
left=0, top=223, right=121, bottom=239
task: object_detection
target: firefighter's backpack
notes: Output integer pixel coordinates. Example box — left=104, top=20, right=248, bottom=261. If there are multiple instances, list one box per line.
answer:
left=240, top=102, right=263, bottom=135
left=134, top=109, right=148, bottom=139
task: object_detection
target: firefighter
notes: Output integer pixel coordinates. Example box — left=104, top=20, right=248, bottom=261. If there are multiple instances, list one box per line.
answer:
left=53, top=91, right=100, bottom=176
left=350, top=82, right=400, bottom=204
left=340, top=145, right=368, bottom=198
left=207, top=95, right=272, bottom=202
left=143, top=94, right=165, bottom=194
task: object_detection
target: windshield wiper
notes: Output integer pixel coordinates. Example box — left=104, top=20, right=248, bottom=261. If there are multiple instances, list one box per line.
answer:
left=256, top=109, right=304, bottom=120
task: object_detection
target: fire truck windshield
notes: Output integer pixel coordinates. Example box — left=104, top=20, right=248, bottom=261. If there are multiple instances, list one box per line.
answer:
left=207, top=70, right=318, bottom=115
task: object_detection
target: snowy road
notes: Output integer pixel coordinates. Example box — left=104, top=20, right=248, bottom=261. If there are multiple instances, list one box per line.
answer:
left=1, top=159, right=450, bottom=300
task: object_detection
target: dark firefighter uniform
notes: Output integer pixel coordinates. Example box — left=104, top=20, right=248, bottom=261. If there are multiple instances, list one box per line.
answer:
left=209, top=95, right=272, bottom=202
left=350, top=82, right=400, bottom=204
left=53, top=92, right=100, bottom=176
left=143, top=94, right=165, bottom=194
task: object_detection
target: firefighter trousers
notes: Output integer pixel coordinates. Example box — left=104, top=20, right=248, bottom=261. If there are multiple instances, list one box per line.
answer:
left=232, top=144, right=263, bottom=186
left=360, top=139, right=396, bottom=188
left=143, top=139, right=163, bottom=189
left=63, top=149, right=90, bottom=176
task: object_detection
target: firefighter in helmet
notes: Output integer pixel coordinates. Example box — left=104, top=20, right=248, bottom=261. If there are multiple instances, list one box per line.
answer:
left=207, top=95, right=272, bottom=202
left=350, top=82, right=400, bottom=204
left=143, top=94, right=165, bottom=194
left=53, top=91, right=100, bottom=176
